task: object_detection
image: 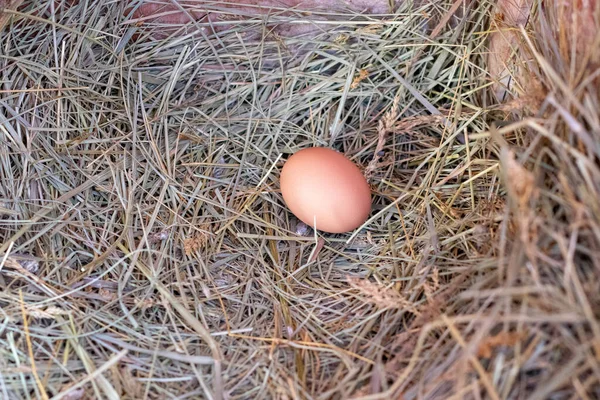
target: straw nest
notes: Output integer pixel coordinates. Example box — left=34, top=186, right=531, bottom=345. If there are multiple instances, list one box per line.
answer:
left=0, top=1, right=599, bottom=399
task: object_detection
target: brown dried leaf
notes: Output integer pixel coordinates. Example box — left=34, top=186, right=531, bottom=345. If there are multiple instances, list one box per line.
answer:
left=477, top=331, right=527, bottom=358
left=391, top=115, right=445, bottom=134
left=356, top=23, right=383, bottom=35
left=98, top=287, right=117, bottom=301
left=350, top=69, right=369, bottom=89
left=182, top=228, right=210, bottom=255
left=493, top=78, right=546, bottom=113
left=135, top=296, right=157, bottom=309
left=502, top=149, right=538, bottom=210
left=118, top=365, right=143, bottom=398
left=27, top=306, right=69, bottom=319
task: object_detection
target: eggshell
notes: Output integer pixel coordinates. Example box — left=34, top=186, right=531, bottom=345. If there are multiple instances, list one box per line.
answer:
left=280, top=147, right=371, bottom=233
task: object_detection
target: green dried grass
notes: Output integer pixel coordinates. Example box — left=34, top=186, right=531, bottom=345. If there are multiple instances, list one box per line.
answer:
left=0, top=0, right=599, bottom=399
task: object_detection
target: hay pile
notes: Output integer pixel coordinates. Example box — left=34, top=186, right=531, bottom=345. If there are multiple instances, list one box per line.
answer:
left=0, top=1, right=599, bottom=399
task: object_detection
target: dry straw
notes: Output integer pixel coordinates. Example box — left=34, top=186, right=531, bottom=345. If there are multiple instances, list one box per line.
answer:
left=0, top=0, right=599, bottom=399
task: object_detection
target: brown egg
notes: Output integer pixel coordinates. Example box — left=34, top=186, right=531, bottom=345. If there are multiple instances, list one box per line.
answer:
left=280, top=147, right=371, bottom=233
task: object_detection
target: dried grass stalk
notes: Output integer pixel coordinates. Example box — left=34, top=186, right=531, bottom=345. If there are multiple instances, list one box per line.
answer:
left=1, top=0, right=599, bottom=399
left=0, top=0, right=23, bottom=30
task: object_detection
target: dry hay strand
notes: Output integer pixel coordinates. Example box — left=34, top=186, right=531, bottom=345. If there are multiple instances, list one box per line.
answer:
left=0, top=0, right=23, bottom=30
left=0, top=0, right=599, bottom=399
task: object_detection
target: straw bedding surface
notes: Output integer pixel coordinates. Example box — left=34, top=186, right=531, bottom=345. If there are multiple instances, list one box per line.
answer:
left=0, top=1, right=599, bottom=399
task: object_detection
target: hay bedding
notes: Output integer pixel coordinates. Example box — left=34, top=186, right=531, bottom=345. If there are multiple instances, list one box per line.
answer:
left=0, top=0, right=599, bottom=399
